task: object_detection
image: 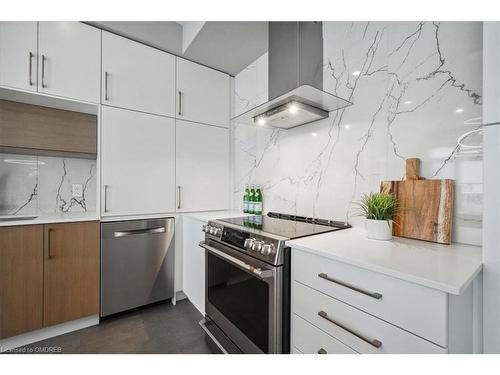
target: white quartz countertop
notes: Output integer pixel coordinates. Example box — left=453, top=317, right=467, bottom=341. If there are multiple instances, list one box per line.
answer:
left=0, top=212, right=99, bottom=227
left=287, top=228, right=482, bottom=295
left=182, top=210, right=249, bottom=222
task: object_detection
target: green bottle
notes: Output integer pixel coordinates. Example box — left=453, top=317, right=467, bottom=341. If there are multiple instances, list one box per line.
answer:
left=248, top=185, right=256, bottom=214
left=254, top=185, right=263, bottom=215
left=243, top=184, right=250, bottom=213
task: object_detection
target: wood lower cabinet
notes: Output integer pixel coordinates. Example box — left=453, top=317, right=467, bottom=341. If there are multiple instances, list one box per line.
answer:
left=0, top=225, right=44, bottom=339
left=0, top=221, right=100, bottom=339
left=43, top=221, right=100, bottom=327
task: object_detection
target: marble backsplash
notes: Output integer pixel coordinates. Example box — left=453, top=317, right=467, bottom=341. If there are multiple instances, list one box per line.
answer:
left=0, top=153, right=96, bottom=215
left=233, top=21, right=483, bottom=245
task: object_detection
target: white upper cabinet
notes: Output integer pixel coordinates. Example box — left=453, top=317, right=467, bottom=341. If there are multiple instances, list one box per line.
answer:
left=101, top=106, right=176, bottom=217
left=102, top=32, right=176, bottom=117
left=176, top=58, right=230, bottom=127
left=0, top=22, right=38, bottom=92
left=176, top=120, right=229, bottom=212
left=38, top=22, right=101, bottom=103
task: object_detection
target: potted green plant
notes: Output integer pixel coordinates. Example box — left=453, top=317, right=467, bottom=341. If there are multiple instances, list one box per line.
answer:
left=354, top=192, right=398, bottom=240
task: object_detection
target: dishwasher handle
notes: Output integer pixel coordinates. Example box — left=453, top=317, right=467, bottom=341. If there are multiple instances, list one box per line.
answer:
left=114, top=227, right=166, bottom=238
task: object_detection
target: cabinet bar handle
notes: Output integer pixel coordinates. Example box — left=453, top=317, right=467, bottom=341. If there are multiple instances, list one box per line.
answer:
left=178, top=91, right=182, bottom=116
left=317, top=348, right=327, bottom=354
left=177, top=185, right=181, bottom=209
left=41, top=54, right=46, bottom=88
left=104, top=72, right=109, bottom=101
left=318, top=273, right=382, bottom=300
left=28, top=52, right=34, bottom=86
left=318, top=310, right=382, bottom=349
left=48, top=228, right=54, bottom=259
left=104, top=185, right=110, bottom=212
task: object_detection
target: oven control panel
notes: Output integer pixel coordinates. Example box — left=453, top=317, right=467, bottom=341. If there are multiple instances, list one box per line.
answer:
left=204, top=221, right=283, bottom=265
left=202, top=224, right=223, bottom=237
left=243, top=238, right=276, bottom=256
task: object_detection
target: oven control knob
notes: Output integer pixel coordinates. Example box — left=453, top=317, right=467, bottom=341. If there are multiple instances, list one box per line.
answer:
left=202, top=225, right=207, bottom=233
left=252, top=241, right=263, bottom=252
left=261, top=243, right=275, bottom=256
left=209, top=226, right=217, bottom=235
left=244, top=238, right=255, bottom=249
left=213, top=227, right=222, bottom=236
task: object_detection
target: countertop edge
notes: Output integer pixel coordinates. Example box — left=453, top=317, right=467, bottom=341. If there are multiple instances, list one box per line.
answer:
left=0, top=214, right=100, bottom=227
left=287, top=240, right=483, bottom=295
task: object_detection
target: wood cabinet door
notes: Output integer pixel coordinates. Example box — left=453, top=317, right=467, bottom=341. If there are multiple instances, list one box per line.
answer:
left=0, top=21, right=38, bottom=92
left=102, top=31, right=176, bottom=116
left=38, top=22, right=101, bottom=103
left=0, top=225, right=43, bottom=339
left=43, top=221, right=100, bottom=327
left=176, top=120, right=229, bottom=212
left=101, top=106, right=176, bottom=216
left=176, top=58, right=230, bottom=127
left=0, top=99, right=97, bottom=158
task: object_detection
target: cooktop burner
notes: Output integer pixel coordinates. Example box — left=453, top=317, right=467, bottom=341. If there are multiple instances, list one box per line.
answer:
left=217, top=211, right=350, bottom=240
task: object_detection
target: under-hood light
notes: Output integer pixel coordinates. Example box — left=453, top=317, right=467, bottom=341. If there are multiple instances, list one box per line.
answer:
left=251, top=98, right=329, bottom=129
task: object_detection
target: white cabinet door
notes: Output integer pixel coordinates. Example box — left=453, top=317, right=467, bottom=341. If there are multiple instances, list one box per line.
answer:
left=176, top=120, right=229, bottom=212
left=176, top=58, right=230, bottom=127
left=101, top=106, right=176, bottom=216
left=182, top=216, right=206, bottom=314
left=102, top=32, right=176, bottom=117
left=0, top=22, right=38, bottom=92
left=38, top=22, right=100, bottom=103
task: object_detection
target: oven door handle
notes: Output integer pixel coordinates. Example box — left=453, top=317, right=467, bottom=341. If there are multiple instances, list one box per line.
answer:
left=199, top=241, right=273, bottom=279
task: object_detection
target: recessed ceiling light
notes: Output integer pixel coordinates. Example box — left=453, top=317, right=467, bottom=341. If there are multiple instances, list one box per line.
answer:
left=455, top=108, right=464, bottom=113
left=257, top=117, right=266, bottom=126
left=352, top=71, right=361, bottom=76
left=344, top=124, right=350, bottom=129
left=404, top=100, right=412, bottom=105
left=312, top=132, right=318, bottom=137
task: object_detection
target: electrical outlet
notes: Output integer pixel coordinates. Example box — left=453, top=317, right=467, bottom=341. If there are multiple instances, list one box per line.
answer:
left=72, top=184, right=83, bottom=198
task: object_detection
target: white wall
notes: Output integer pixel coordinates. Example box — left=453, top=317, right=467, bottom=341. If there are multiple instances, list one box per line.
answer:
left=232, top=21, right=483, bottom=246
left=482, top=21, right=500, bottom=354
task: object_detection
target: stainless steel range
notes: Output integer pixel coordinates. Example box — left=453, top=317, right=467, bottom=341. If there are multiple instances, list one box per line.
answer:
left=198, top=212, right=351, bottom=354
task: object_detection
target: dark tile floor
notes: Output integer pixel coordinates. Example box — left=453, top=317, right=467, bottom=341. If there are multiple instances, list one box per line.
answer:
left=16, top=299, right=213, bottom=354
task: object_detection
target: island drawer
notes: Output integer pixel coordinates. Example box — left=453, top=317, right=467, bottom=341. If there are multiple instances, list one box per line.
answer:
left=293, top=281, right=447, bottom=354
left=292, top=250, right=448, bottom=347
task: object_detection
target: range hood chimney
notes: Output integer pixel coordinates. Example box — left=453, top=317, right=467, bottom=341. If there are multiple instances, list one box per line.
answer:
left=232, top=22, right=352, bottom=130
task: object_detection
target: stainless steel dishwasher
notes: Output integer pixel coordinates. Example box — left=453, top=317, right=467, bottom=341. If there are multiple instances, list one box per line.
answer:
left=101, top=218, right=175, bottom=317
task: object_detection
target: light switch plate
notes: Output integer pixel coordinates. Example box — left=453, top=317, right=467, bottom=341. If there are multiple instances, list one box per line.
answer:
left=72, top=184, right=83, bottom=198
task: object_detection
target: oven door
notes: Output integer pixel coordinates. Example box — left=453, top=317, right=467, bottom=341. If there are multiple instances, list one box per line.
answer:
left=200, top=238, right=282, bottom=354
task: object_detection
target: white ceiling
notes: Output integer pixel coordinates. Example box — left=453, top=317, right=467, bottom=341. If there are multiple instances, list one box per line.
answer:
left=88, top=21, right=268, bottom=76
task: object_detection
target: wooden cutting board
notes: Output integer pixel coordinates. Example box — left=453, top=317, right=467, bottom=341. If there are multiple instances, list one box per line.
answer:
left=380, top=158, right=454, bottom=245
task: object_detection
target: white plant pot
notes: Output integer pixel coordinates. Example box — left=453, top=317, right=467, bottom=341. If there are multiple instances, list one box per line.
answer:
left=365, top=219, right=393, bottom=240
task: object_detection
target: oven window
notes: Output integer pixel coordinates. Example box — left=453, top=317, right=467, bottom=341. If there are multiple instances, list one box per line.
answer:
left=207, top=252, right=269, bottom=353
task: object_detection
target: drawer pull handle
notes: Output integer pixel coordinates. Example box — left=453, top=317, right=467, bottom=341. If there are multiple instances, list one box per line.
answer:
left=317, top=348, right=327, bottom=354
left=318, top=272, right=382, bottom=300
left=318, top=310, right=382, bottom=349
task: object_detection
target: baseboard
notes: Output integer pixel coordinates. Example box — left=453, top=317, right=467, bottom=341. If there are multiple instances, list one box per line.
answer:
left=176, top=290, right=188, bottom=301
left=0, top=314, right=99, bottom=353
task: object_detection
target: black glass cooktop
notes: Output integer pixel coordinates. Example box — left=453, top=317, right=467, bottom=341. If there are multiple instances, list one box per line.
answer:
left=217, top=212, right=350, bottom=240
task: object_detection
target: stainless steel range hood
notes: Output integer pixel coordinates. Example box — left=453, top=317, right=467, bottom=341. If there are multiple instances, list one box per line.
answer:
left=232, top=22, right=352, bottom=130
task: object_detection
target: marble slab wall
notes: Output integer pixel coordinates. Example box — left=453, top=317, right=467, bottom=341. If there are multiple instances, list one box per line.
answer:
left=0, top=153, right=96, bottom=215
left=233, top=21, right=483, bottom=245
